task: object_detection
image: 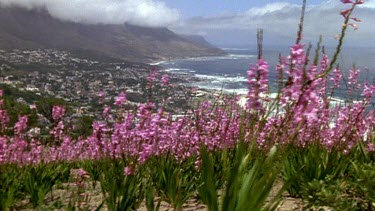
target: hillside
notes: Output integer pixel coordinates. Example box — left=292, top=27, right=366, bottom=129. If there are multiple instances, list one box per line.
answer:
left=0, top=7, right=225, bottom=63
left=180, top=34, right=218, bottom=49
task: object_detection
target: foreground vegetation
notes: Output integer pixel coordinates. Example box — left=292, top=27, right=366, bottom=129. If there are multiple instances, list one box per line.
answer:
left=1, top=0, right=374, bottom=210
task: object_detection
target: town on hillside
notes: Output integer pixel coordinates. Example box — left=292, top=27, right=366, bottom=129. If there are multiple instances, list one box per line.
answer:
left=0, top=48, right=203, bottom=117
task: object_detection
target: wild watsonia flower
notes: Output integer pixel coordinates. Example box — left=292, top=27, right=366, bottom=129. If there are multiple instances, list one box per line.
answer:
left=52, top=105, right=65, bottom=122
left=290, top=44, right=306, bottom=65
left=161, top=74, right=170, bottom=86
left=361, top=82, right=375, bottom=101
left=0, top=92, right=9, bottom=130
left=341, top=8, right=352, bottom=18
left=98, top=91, right=105, bottom=104
left=103, top=105, right=111, bottom=117
left=147, top=69, right=159, bottom=88
left=14, top=115, right=28, bottom=136
left=280, top=44, right=306, bottom=107
left=348, top=68, right=361, bottom=97
left=367, top=143, right=375, bottom=152
left=0, top=137, right=7, bottom=163
left=50, top=120, right=65, bottom=140
left=114, top=91, right=127, bottom=106
left=246, top=59, right=269, bottom=114
left=0, top=0, right=373, bottom=168
left=341, top=0, right=353, bottom=4
left=124, top=166, right=134, bottom=176
left=330, top=68, right=343, bottom=89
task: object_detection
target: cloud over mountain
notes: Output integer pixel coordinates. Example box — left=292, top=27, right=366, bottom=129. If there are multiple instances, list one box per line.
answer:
left=0, top=0, right=180, bottom=27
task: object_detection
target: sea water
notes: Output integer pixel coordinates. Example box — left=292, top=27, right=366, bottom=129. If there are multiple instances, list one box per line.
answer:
left=157, top=46, right=375, bottom=99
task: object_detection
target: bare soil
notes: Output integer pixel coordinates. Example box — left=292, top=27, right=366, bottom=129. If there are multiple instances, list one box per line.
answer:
left=15, top=170, right=304, bottom=210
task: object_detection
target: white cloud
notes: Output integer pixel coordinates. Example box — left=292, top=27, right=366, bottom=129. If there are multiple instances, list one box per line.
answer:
left=0, top=0, right=180, bottom=27
left=171, top=1, right=375, bottom=46
left=359, top=0, right=375, bottom=8
left=246, top=2, right=297, bottom=16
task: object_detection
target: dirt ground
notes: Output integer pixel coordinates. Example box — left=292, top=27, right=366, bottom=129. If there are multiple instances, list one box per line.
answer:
left=15, top=171, right=305, bottom=210
left=15, top=183, right=304, bottom=211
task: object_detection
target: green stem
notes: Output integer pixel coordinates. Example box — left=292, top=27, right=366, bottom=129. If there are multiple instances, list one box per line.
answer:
left=316, top=2, right=358, bottom=79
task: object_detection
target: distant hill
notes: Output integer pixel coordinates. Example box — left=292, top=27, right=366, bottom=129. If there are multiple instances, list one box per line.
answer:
left=180, top=34, right=218, bottom=49
left=0, top=7, right=226, bottom=63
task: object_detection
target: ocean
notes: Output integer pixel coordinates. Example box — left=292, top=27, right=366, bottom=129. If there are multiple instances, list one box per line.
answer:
left=156, top=46, right=375, bottom=98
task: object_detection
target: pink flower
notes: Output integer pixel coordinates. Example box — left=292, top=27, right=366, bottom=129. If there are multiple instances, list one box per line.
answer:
left=114, top=91, right=127, bottom=106
left=98, top=91, right=105, bottom=104
left=161, top=74, right=170, bottom=86
left=246, top=59, right=269, bottom=113
left=340, top=9, right=352, bottom=18
left=341, top=0, right=353, bottom=3
left=348, top=23, right=359, bottom=30
left=124, top=166, right=133, bottom=176
left=289, top=44, right=305, bottom=65
left=351, top=17, right=362, bottom=22
left=0, top=110, right=9, bottom=127
left=103, top=105, right=111, bottom=117
left=355, top=0, right=364, bottom=4
left=330, top=68, right=343, bottom=89
left=147, top=69, right=159, bottom=88
left=52, top=106, right=65, bottom=121
left=50, top=121, right=65, bottom=140
left=362, top=82, right=375, bottom=99
left=98, top=91, right=105, bottom=98
left=368, top=143, right=374, bottom=152
left=14, top=115, right=28, bottom=135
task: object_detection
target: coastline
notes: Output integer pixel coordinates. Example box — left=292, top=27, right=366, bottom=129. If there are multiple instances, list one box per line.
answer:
left=148, top=52, right=253, bottom=99
left=147, top=49, right=229, bottom=66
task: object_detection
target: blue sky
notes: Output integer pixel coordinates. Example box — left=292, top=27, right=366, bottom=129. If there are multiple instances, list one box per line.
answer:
left=161, top=0, right=325, bottom=18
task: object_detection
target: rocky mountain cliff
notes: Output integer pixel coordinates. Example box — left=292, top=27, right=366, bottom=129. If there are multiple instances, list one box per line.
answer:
left=0, top=7, right=225, bottom=63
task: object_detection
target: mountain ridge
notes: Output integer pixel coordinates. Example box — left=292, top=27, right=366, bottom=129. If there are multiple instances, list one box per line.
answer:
left=0, top=6, right=225, bottom=63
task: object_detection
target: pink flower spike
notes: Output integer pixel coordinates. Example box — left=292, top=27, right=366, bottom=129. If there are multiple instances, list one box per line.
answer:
left=52, top=106, right=65, bottom=121
left=147, top=68, right=159, bottom=88
left=14, top=115, right=28, bottom=135
left=161, top=74, right=170, bottom=86
left=340, top=9, right=352, bottom=18
left=103, top=105, right=111, bottom=117
left=348, top=23, right=359, bottom=30
left=355, top=0, right=364, bottom=4
left=351, top=17, right=362, bottom=22
left=289, top=44, right=305, bottom=65
left=341, top=0, right=353, bottom=3
left=114, top=91, right=127, bottom=106
left=124, top=166, right=133, bottom=176
left=98, top=91, right=105, bottom=98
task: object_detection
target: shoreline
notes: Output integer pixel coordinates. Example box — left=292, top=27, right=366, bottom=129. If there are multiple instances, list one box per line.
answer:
left=147, top=49, right=230, bottom=66
left=148, top=54, right=251, bottom=98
